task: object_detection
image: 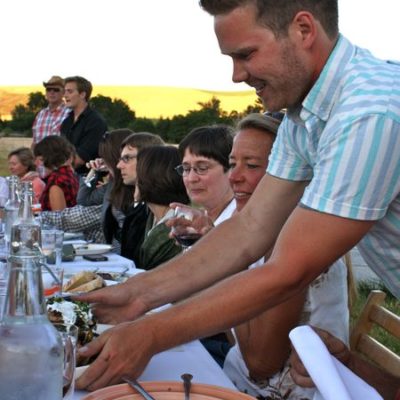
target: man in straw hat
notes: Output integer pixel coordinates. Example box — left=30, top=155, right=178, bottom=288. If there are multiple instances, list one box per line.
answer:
left=31, top=75, right=69, bottom=148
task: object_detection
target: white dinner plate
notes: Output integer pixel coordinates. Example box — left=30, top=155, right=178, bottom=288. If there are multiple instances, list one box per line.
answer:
left=73, top=244, right=113, bottom=256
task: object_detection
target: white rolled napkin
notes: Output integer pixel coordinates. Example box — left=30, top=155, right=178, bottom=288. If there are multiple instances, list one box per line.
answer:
left=289, top=325, right=382, bottom=400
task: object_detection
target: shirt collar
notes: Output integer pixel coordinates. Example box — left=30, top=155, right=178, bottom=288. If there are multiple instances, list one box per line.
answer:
left=47, top=102, right=67, bottom=113
left=291, top=35, right=355, bottom=124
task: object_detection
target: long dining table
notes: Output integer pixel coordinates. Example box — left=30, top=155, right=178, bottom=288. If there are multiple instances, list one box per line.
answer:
left=64, top=259, right=237, bottom=398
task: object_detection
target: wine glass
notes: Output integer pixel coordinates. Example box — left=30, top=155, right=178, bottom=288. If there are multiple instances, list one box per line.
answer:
left=171, top=206, right=209, bottom=252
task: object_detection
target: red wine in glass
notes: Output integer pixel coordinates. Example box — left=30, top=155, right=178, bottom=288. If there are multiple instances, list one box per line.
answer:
left=174, top=232, right=202, bottom=247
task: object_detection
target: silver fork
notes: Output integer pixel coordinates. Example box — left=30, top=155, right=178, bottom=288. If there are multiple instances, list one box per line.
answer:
left=122, top=376, right=156, bottom=400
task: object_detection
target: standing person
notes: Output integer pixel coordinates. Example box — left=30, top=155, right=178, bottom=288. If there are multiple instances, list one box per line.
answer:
left=7, top=147, right=45, bottom=204
left=61, top=76, right=107, bottom=175
left=76, top=1, right=400, bottom=397
left=31, top=75, right=70, bottom=148
left=33, top=135, right=78, bottom=211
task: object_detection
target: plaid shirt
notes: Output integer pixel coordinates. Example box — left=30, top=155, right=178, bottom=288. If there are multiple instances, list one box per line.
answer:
left=41, top=205, right=104, bottom=243
left=40, top=166, right=79, bottom=211
left=32, top=104, right=70, bottom=144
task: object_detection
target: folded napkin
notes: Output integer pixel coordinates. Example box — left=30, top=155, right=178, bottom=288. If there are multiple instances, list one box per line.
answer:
left=289, top=325, right=383, bottom=400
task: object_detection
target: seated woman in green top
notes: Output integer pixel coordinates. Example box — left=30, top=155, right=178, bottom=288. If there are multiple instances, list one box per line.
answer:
left=134, top=145, right=190, bottom=270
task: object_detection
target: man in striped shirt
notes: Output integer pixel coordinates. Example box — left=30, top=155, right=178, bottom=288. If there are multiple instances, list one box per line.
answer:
left=75, top=1, right=400, bottom=397
left=31, top=75, right=69, bottom=148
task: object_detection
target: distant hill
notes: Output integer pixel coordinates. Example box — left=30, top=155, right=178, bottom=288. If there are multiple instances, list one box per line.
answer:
left=0, top=85, right=258, bottom=120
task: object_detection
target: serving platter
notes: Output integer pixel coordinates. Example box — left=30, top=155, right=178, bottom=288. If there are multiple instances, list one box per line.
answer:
left=82, top=381, right=255, bottom=400
left=74, top=244, right=113, bottom=256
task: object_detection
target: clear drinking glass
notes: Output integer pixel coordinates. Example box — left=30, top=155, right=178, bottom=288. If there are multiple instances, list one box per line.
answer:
left=0, top=196, right=7, bottom=220
left=171, top=206, right=209, bottom=252
left=53, top=323, right=79, bottom=399
left=42, top=229, right=64, bottom=296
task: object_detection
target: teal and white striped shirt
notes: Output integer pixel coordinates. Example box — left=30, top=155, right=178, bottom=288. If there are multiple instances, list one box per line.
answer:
left=268, top=35, right=400, bottom=298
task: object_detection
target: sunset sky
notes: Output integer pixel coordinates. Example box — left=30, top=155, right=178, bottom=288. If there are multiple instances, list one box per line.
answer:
left=1, top=0, right=399, bottom=91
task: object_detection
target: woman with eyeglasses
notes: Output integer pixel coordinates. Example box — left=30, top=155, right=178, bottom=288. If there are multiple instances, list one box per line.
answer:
left=177, top=125, right=236, bottom=224
left=175, top=124, right=236, bottom=366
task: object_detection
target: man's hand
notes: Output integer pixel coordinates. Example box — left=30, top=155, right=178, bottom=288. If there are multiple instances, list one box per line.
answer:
left=289, top=327, right=351, bottom=387
left=75, top=321, right=154, bottom=391
left=74, top=280, right=148, bottom=324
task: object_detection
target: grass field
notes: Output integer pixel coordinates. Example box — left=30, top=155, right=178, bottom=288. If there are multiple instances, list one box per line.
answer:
left=0, top=85, right=258, bottom=120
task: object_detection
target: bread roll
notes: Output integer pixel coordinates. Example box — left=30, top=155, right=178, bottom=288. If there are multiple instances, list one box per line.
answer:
left=63, top=271, right=105, bottom=293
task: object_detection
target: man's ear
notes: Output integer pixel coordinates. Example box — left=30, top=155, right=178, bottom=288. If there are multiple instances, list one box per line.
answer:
left=290, top=11, right=317, bottom=50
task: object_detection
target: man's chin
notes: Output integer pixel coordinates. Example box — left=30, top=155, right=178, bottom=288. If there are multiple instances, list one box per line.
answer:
left=258, top=97, right=284, bottom=113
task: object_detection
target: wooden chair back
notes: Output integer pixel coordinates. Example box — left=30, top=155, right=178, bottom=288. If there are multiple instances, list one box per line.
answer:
left=350, top=290, right=400, bottom=377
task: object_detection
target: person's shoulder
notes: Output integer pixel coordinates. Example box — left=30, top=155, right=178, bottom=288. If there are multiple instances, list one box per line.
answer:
left=85, top=106, right=107, bottom=127
left=86, top=106, right=105, bottom=119
left=32, top=175, right=46, bottom=188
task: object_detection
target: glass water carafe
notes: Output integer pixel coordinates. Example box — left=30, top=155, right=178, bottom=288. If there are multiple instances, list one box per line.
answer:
left=10, top=181, right=41, bottom=258
left=0, top=181, right=64, bottom=400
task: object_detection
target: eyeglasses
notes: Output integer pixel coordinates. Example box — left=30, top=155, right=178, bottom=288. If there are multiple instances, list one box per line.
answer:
left=175, top=163, right=214, bottom=176
left=46, top=87, right=61, bottom=93
left=118, top=154, right=137, bottom=163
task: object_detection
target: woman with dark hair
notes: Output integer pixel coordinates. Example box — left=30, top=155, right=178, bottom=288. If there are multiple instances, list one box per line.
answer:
left=135, top=145, right=189, bottom=270
left=33, top=136, right=78, bottom=211
left=176, top=124, right=235, bottom=365
left=8, top=147, right=45, bottom=204
left=177, top=124, right=235, bottom=224
left=77, top=129, right=135, bottom=251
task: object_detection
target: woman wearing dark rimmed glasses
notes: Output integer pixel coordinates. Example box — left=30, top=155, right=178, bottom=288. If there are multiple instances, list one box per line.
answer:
left=176, top=124, right=236, bottom=366
left=177, top=125, right=236, bottom=225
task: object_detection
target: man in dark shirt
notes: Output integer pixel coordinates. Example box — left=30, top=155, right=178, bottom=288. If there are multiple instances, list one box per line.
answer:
left=61, top=76, right=107, bottom=175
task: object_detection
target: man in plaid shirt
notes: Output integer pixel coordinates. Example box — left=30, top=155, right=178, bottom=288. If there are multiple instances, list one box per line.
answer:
left=31, top=75, right=70, bottom=148
left=41, top=204, right=104, bottom=243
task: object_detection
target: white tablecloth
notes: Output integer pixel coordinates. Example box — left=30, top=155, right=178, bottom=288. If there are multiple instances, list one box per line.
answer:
left=73, top=339, right=236, bottom=399
left=66, top=266, right=236, bottom=398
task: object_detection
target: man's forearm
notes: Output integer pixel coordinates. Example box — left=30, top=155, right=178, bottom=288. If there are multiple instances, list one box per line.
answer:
left=138, top=211, right=267, bottom=311
left=136, top=176, right=306, bottom=312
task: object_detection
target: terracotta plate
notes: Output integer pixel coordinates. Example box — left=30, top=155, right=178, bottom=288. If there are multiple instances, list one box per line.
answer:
left=81, top=381, right=256, bottom=400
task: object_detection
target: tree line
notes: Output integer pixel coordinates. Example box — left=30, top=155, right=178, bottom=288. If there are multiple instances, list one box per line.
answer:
left=0, top=92, right=263, bottom=143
